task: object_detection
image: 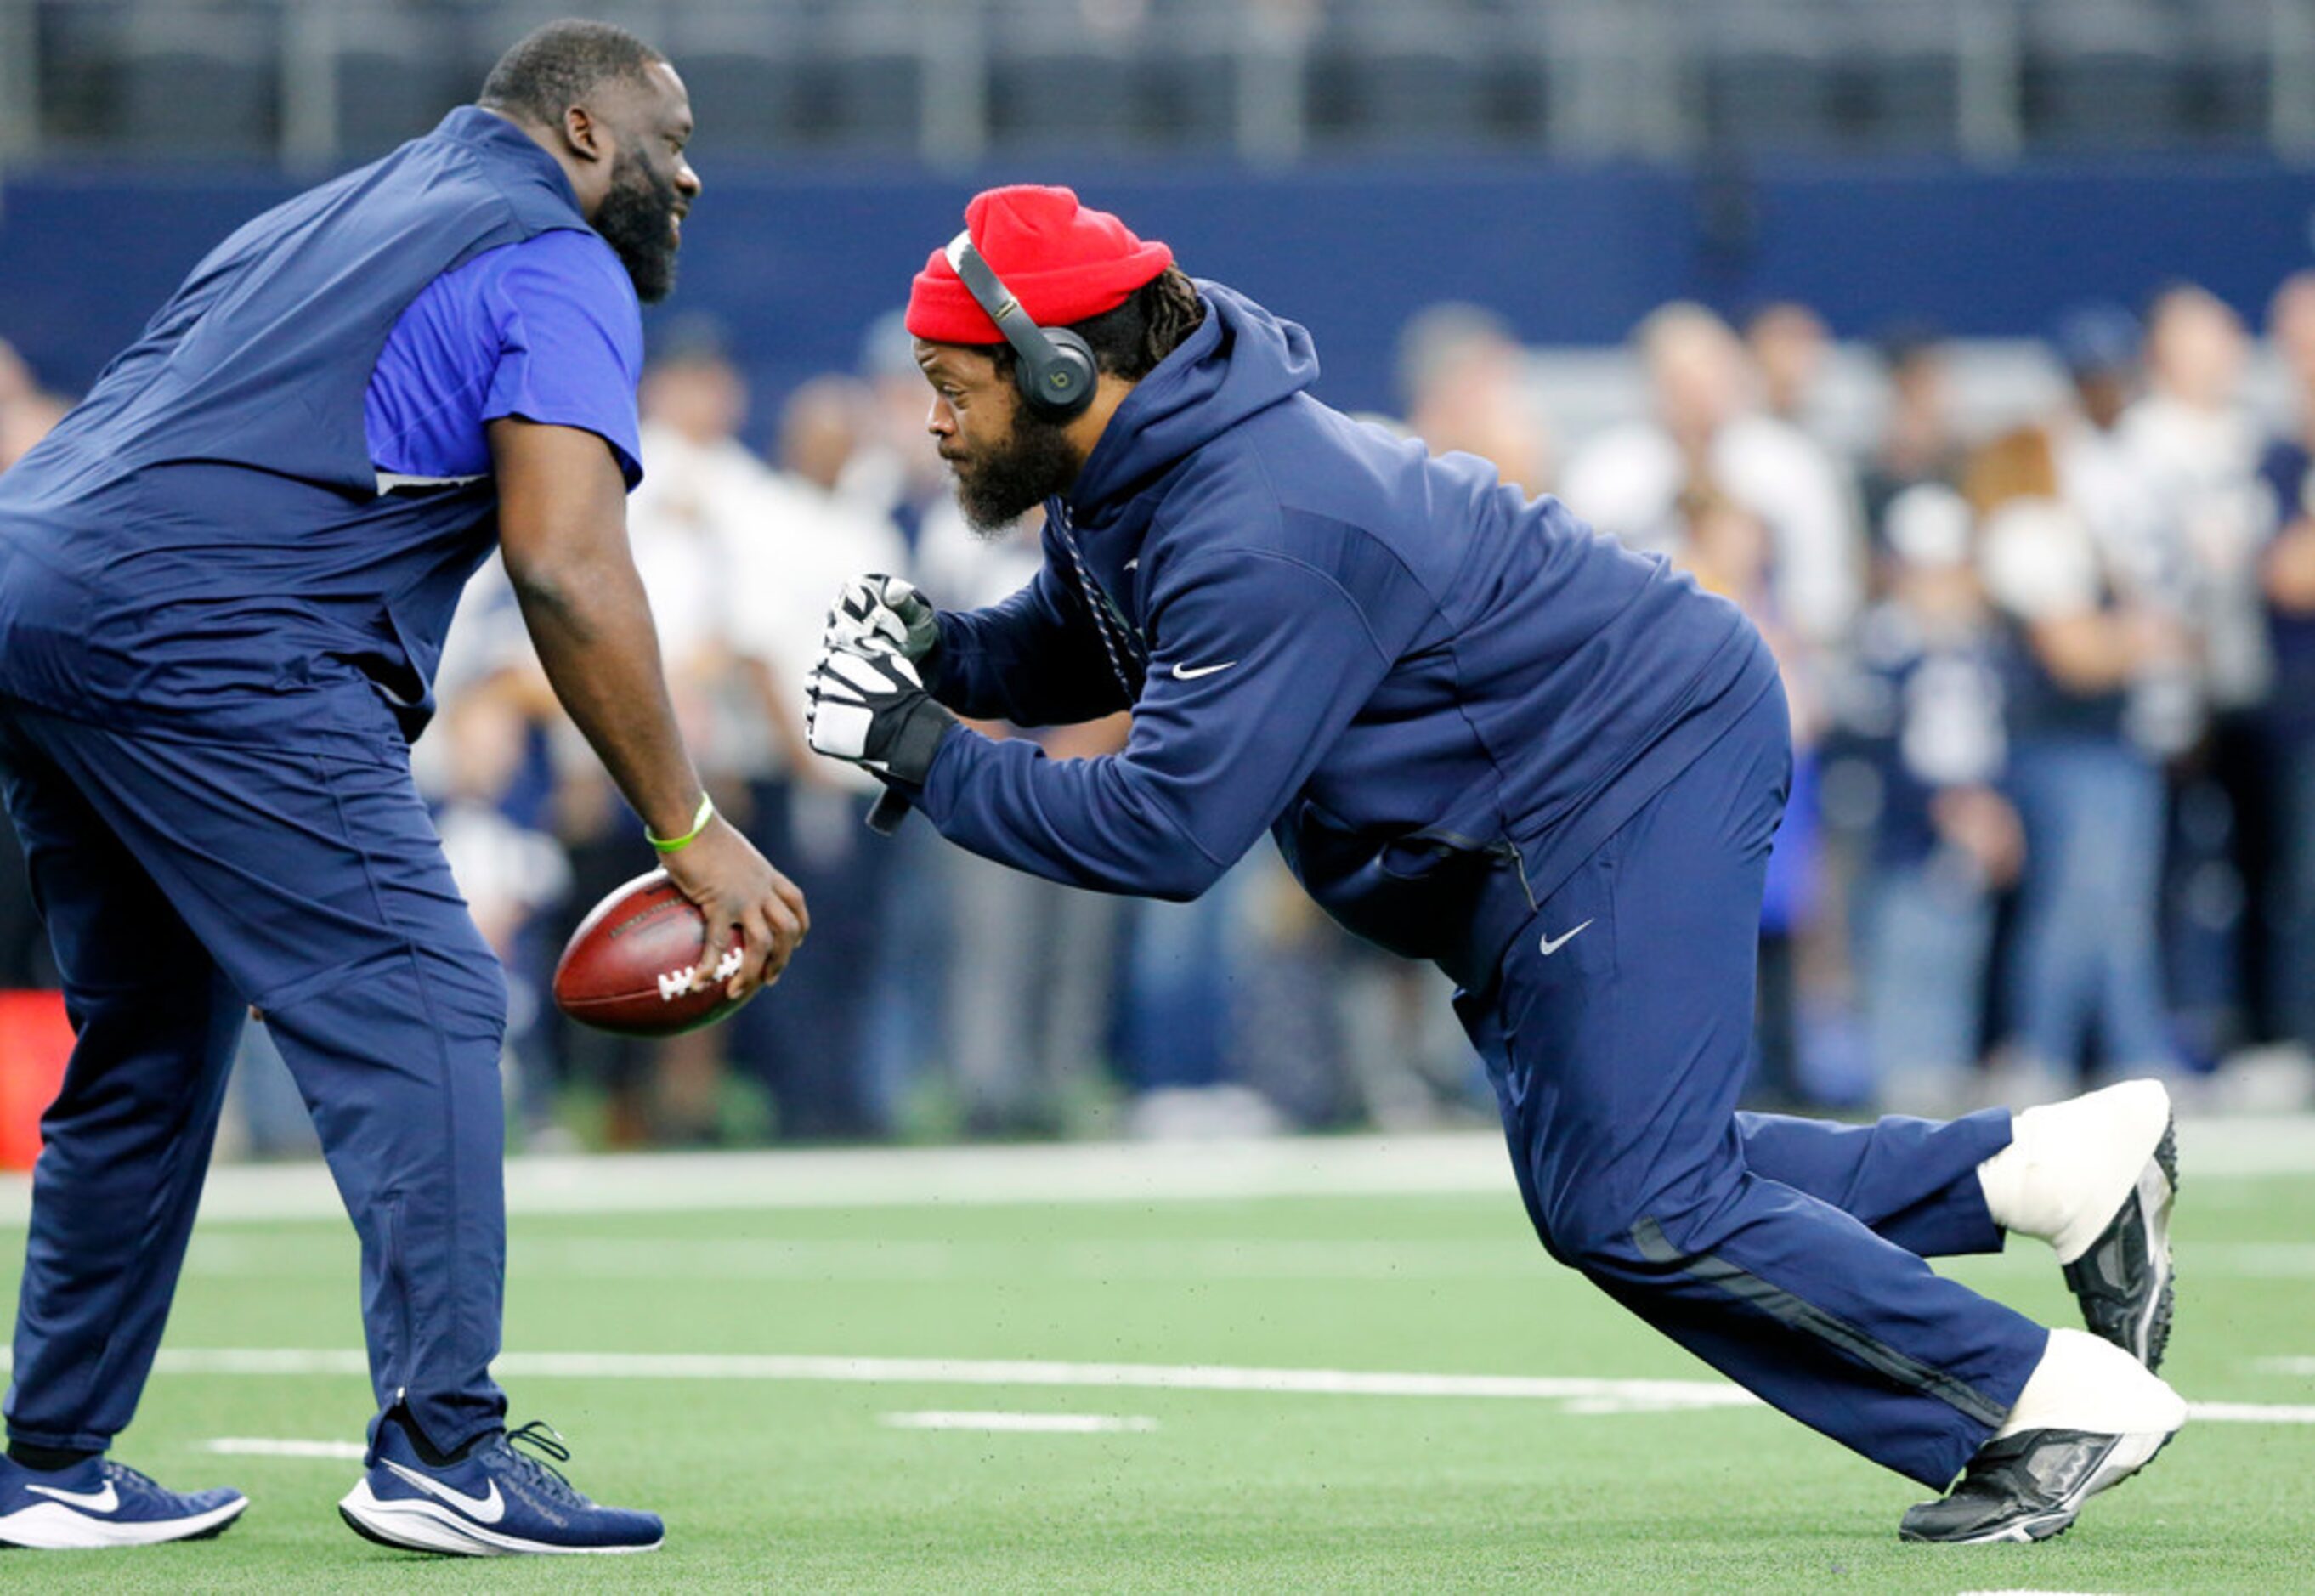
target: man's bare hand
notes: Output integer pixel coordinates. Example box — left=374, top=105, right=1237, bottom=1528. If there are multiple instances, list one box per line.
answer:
left=659, top=819, right=810, bottom=999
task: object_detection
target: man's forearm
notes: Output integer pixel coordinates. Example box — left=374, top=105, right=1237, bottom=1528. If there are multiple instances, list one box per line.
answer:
left=510, top=550, right=703, bottom=840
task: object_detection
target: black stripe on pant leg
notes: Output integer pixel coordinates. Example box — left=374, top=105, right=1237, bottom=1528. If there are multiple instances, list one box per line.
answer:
left=1631, top=1217, right=2009, bottom=1429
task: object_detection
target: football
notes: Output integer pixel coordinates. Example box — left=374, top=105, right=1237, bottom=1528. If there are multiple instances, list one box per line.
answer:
left=552, top=869, right=752, bottom=1037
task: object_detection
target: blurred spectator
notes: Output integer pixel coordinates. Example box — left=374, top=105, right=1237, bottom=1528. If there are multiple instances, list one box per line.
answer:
left=0, top=340, right=70, bottom=473
left=552, top=325, right=782, bottom=1143
left=1560, top=302, right=1861, bottom=650
left=1118, top=863, right=1287, bottom=1140
left=0, top=393, right=68, bottom=474
left=2254, top=271, right=2315, bottom=1060
left=1861, top=324, right=1965, bottom=557
left=1395, top=302, right=1552, bottom=495
left=1850, top=484, right=2020, bottom=1114
left=2122, top=286, right=2267, bottom=1064
left=1746, top=301, right=1834, bottom=435
left=914, top=501, right=1129, bottom=1135
left=722, top=374, right=910, bottom=1139
left=2124, top=286, right=2268, bottom=716
left=839, top=309, right=957, bottom=557
left=838, top=313, right=971, bottom=1114
left=414, top=572, right=571, bottom=1141
left=1969, top=306, right=2188, bottom=1095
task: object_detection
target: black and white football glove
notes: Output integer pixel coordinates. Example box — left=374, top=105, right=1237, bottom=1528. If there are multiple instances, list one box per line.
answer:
left=804, top=642, right=958, bottom=786
left=825, top=574, right=941, bottom=676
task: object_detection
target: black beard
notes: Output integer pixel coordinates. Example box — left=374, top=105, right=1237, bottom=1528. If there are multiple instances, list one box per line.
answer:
left=594, top=146, right=680, bottom=304
left=953, top=408, right=1081, bottom=536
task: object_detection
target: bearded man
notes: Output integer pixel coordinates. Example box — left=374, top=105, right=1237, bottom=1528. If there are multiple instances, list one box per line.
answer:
left=806, top=186, right=2186, bottom=1546
left=0, top=19, right=807, bottom=1557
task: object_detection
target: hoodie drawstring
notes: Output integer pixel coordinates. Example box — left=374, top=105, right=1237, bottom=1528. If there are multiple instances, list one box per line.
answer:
left=1051, top=501, right=1146, bottom=705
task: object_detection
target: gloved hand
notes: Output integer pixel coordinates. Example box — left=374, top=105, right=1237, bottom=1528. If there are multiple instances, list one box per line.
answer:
left=825, top=574, right=941, bottom=677
left=804, top=642, right=958, bottom=786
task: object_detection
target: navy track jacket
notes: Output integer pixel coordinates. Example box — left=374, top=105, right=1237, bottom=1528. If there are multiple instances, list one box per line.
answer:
left=918, top=285, right=1780, bottom=985
left=0, top=109, right=607, bottom=750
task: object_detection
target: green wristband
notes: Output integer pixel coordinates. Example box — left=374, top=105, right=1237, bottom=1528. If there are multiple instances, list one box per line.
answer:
left=646, top=792, right=716, bottom=853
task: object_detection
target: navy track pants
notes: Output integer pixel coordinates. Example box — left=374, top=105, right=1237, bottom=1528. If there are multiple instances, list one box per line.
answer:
left=0, top=699, right=509, bottom=1455
left=1458, top=682, right=2047, bottom=1488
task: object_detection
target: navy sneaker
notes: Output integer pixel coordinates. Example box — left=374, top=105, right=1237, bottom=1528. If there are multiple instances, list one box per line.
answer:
left=0, top=1452, right=246, bottom=1548
left=337, top=1416, right=662, bottom=1556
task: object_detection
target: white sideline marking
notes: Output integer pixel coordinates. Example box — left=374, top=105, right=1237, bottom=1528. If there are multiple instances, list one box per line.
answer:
left=0, top=1134, right=1517, bottom=1225
left=116, top=1349, right=1755, bottom=1411
left=881, top=1411, right=1158, bottom=1434
left=173, top=1233, right=2315, bottom=1285
left=201, top=1437, right=367, bottom=1460
left=0, top=1346, right=2303, bottom=1425
left=186, top=1235, right=1532, bottom=1282
left=2188, top=1402, right=2315, bottom=1424
left=4, top=1112, right=2309, bottom=1225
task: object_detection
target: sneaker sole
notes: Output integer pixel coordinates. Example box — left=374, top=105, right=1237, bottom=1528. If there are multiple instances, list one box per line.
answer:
left=337, top=1480, right=660, bottom=1557
left=1899, top=1427, right=2178, bottom=1546
left=0, top=1494, right=246, bottom=1550
left=2063, top=1117, right=2177, bottom=1372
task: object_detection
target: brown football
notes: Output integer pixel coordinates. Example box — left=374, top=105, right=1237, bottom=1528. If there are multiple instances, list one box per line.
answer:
left=552, top=869, right=753, bottom=1037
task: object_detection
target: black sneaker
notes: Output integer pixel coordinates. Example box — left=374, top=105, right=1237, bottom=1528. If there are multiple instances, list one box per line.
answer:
left=1899, top=1426, right=2176, bottom=1544
left=2063, top=1117, right=2176, bottom=1371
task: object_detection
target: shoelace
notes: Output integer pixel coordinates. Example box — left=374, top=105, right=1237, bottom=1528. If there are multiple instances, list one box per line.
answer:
left=99, top=1463, right=161, bottom=1501
left=95, top=1460, right=176, bottom=1507
left=489, top=1420, right=585, bottom=1508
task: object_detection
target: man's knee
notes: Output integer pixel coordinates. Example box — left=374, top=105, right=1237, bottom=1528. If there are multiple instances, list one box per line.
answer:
left=262, top=941, right=508, bottom=1069
left=1533, top=1161, right=1741, bottom=1276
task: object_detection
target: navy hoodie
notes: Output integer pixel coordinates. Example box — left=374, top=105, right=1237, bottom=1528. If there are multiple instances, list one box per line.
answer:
left=920, top=285, right=1780, bottom=986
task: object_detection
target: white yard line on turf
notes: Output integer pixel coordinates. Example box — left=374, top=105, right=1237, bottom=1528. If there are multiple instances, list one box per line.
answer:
left=172, top=1234, right=2315, bottom=1283
left=881, top=1412, right=1158, bottom=1433
left=3, top=1346, right=2307, bottom=1425
left=5, top=1114, right=2311, bottom=1225
left=2190, top=1402, right=2315, bottom=1423
left=201, top=1437, right=367, bottom=1459
left=187, top=1236, right=1537, bottom=1282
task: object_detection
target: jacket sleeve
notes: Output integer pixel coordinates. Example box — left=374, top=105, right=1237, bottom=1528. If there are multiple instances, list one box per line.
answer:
left=915, top=546, right=1393, bottom=899
left=928, top=556, right=1135, bottom=727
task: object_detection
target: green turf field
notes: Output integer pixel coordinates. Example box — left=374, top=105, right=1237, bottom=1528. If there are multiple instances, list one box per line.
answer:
left=2, top=1138, right=2310, bottom=1593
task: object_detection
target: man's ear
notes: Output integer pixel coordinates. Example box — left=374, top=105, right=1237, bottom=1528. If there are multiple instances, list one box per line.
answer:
left=559, top=103, right=606, bottom=165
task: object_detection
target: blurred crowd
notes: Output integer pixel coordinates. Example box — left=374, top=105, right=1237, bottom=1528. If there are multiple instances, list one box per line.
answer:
left=4, top=268, right=2314, bottom=1152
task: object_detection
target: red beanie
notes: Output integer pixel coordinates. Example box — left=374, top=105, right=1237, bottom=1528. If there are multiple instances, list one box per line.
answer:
left=907, top=185, right=1173, bottom=345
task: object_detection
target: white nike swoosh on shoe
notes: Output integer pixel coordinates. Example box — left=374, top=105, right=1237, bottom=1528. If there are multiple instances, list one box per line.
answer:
left=25, top=1480, right=118, bottom=1513
left=1538, top=919, right=1593, bottom=956
left=381, top=1460, right=507, bottom=1524
left=1123, top=558, right=1138, bottom=571
left=1171, top=660, right=1237, bottom=681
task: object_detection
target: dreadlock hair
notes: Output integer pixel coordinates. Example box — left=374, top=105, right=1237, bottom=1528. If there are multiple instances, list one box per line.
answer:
left=986, top=266, right=1207, bottom=388
left=478, top=19, right=665, bottom=127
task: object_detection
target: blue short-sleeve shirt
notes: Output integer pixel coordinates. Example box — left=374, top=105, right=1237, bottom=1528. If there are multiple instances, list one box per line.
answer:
left=365, top=227, right=645, bottom=490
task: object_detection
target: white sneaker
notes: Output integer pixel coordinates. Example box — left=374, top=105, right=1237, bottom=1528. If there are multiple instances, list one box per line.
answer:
left=1978, top=1079, right=2176, bottom=1367
left=1900, top=1330, right=2186, bottom=1544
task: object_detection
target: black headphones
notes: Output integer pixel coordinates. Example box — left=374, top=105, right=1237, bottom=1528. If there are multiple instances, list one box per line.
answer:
left=944, top=229, right=1100, bottom=422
